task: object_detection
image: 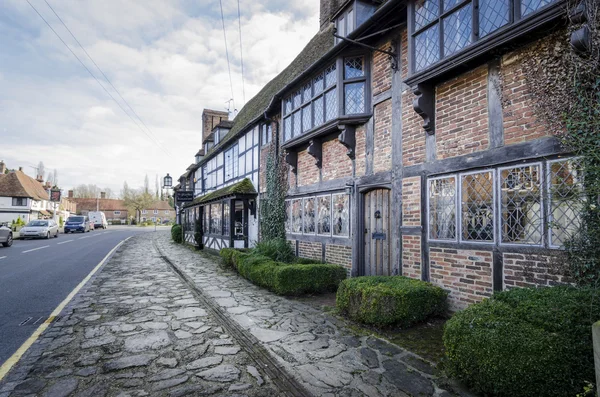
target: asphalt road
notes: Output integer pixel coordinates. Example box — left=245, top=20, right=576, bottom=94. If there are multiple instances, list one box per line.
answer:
left=0, top=226, right=168, bottom=365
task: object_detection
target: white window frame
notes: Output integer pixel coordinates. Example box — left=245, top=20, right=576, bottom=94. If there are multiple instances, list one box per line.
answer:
left=426, top=175, right=458, bottom=242
left=113, top=211, right=121, bottom=215
left=153, top=210, right=159, bottom=214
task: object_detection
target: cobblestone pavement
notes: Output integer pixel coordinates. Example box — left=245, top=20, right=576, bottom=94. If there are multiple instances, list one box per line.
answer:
left=0, top=236, right=283, bottom=397
left=154, top=234, right=473, bottom=397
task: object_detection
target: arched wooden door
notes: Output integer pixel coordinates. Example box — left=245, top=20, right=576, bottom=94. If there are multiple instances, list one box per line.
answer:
left=363, top=188, right=391, bottom=276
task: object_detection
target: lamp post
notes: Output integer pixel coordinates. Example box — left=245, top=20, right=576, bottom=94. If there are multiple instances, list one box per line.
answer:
left=163, top=173, right=173, bottom=225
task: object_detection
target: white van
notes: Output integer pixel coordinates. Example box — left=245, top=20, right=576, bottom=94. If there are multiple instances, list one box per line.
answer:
left=88, top=211, right=108, bottom=229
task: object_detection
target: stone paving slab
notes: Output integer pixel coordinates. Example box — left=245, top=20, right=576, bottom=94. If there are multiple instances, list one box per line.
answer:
left=154, top=233, right=475, bottom=397
left=0, top=236, right=282, bottom=397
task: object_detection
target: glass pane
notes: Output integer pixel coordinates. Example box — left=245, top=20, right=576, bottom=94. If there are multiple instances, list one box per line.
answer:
left=223, top=202, right=230, bottom=235
left=443, top=4, right=472, bottom=57
left=313, top=96, right=324, bottom=127
left=284, top=116, right=292, bottom=141
left=415, top=0, right=440, bottom=30
left=549, top=159, right=584, bottom=247
left=429, top=177, right=456, bottom=240
left=292, top=112, right=300, bottom=138
left=500, top=165, right=543, bottom=245
left=522, top=0, right=555, bottom=17
left=302, top=105, right=312, bottom=132
left=345, top=82, right=365, bottom=114
left=344, top=57, right=364, bottom=79
left=303, top=82, right=312, bottom=103
left=414, top=24, right=440, bottom=71
left=317, top=195, right=332, bottom=235
left=313, top=73, right=324, bottom=95
left=479, top=0, right=510, bottom=37
left=347, top=9, right=354, bottom=32
left=284, top=97, right=292, bottom=115
left=285, top=200, right=291, bottom=233
left=204, top=205, right=210, bottom=234
left=325, top=63, right=337, bottom=88
left=303, top=198, right=316, bottom=234
left=338, top=16, right=346, bottom=37
left=210, top=203, right=222, bottom=235
left=461, top=171, right=494, bottom=242
left=291, top=199, right=303, bottom=233
left=444, top=0, right=460, bottom=11
left=293, top=90, right=301, bottom=109
left=332, top=194, right=350, bottom=237
left=325, top=89, right=338, bottom=121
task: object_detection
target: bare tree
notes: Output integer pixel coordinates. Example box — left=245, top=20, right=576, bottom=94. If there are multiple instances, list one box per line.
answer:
left=37, top=161, right=45, bottom=179
left=103, top=188, right=114, bottom=199
left=46, top=171, right=54, bottom=186
left=73, top=184, right=102, bottom=198
left=52, top=169, right=58, bottom=187
left=144, top=174, right=150, bottom=195
left=124, top=188, right=154, bottom=223
left=155, top=175, right=160, bottom=199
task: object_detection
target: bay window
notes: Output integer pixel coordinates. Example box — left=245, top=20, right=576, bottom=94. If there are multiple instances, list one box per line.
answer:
left=286, top=193, right=350, bottom=238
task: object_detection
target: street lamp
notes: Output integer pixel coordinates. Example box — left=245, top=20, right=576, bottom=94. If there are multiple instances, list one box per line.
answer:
left=163, top=173, right=172, bottom=188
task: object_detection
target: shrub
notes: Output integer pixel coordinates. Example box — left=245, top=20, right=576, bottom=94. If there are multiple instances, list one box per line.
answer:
left=336, top=276, right=447, bottom=327
left=443, top=287, right=600, bottom=397
left=194, top=218, right=202, bottom=247
left=253, top=239, right=296, bottom=263
left=294, top=257, right=322, bottom=264
left=171, top=224, right=183, bottom=243
left=219, top=248, right=248, bottom=268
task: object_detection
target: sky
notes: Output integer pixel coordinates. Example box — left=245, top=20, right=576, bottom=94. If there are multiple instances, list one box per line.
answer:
left=0, top=0, right=319, bottom=196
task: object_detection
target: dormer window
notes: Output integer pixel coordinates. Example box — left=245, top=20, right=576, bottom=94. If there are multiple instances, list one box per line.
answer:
left=214, top=129, right=220, bottom=145
left=334, top=1, right=377, bottom=44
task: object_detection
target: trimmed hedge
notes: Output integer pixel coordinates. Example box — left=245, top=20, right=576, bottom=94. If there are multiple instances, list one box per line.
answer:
left=336, top=276, right=447, bottom=327
left=443, top=287, right=600, bottom=397
left=171, top=224, right=183, bottom=244
left=228, top=252, right=347, bottom=295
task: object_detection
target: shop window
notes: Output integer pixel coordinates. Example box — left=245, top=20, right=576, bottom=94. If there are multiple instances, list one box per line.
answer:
left=317, top=195, right=332, bottom=235
left=204, top=206, right=210, bottom=233
left=461, top=171, right=494, bottom=242
left=210, top=203, right=222, bottom=235
left=291, top=199, right=303, bottom=234
left=303, top=197, right=316, bottom=234
left=332, top=194, right=350, bottom=237
left=223, top=202, right=230, bottom=236
left=428, top=176, right=456, bottom=240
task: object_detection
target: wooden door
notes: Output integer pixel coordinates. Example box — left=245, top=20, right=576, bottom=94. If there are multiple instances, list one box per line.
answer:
left=363, top=189, right=391, bottom=276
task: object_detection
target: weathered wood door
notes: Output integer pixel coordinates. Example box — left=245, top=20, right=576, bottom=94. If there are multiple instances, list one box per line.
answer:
left=364, top=188, right=391, bottom=276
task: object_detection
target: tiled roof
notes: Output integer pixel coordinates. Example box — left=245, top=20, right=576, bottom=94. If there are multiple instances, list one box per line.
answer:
left=72, top=198, right=174, bottom=212
left=184, top=178, right=256, bottom=208
left=0, top=171, right=49, bottom=200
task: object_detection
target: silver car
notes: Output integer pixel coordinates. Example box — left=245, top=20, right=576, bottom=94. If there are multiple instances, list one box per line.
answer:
left=0, top=223, right=13, bottom=247
left=20, top=220, right=59, bottom=239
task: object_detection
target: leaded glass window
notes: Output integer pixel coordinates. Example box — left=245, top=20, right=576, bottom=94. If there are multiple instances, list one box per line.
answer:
left=293, top=90, right=301, bottom=109
left=443, top=4, right=472, bottom=57
left=292, top=112, right=301, bottom=138
left=317, top=195, right=331, bottom=235
left=313, top=97, right=324, bottom=127
left=415, top=24, right=440, bottom=71
left=414, top=0, right=439, bottom=30
left=313, top=73, right=324, bottom=95
left=344, top=57, right=364, bottom=79
left=479, top=0, right=510, bottom=37
left=285, top=200, right=291, bottom=233
left=223, top=202, right=230, bottom=236
left=291, top=199, right=302, bottom=233
left=303, top=83, right=312, bottom=104
left=224, top=145, right=238, bottom=182
left=461, top=171, right=494, bottom=242
left=203, top=205, right=210, bottom=234
left=500, top=165, right=543, bottom=245
left=325, top=89, right=338, bottom=121
left=548, top=159, right=584, bottom=247
left=284, top=98, right=292, bottom=115
left=325, top=64, right=336, bottom=88
left=210, top=203, right=222, bottom=235
left=522, top=0, right=554, bottom=17
left=332, top=194, right=350, bottom=237
left=345, top=82, right=365, bottom=114
left=284, top=117, right=292, bottom=141
left=302, top=105, right=312, bottom=132
left=429, top=177, right=456, bottom=240
left=303, top=197, right=316, bottom=234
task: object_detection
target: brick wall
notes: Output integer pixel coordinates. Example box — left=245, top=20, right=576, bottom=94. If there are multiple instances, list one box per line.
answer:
left=298, top=241, right=322, bottom=261
left=429, top=248, right=493, bottom=310
left=372, top=40, right=393, bottom=97
left=296, top=149, right=320, bottom=186
left=402, top=235, right=421, bottom=279
left=503, top=253, right=570, bottom=289
left=325, top=244, right=352, bottom=273
left=401, top=176, right=420, bottom=226
left=373, top=99, right=392, bottom=173
left=322, top=139, right=353, bottom=182
left=436, top=66, right=489, bottom=159
left=355, top=125, right=367, bottom=177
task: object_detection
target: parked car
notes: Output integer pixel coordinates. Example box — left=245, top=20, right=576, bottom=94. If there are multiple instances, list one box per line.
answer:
left=64, top=216, right=90, bottom=233
left=20, top=220, right=59, bottom=239
left=89, top=221, right=95, bottom=231
left=88, top=211, right=108, bottom=229
left=0, top=223, right=13, bottom=247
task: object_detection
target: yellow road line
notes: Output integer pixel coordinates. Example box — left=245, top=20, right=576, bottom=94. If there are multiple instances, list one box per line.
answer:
left=0, top=236, right=132, bottom=381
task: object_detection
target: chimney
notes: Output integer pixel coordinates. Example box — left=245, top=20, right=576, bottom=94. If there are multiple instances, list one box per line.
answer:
left=100, top=192, right=106, bottom=199
left=320, top=0, right=339, bottom=30
left=36, top=175, right=44, bottom=183
left=0, top=160, right=6, bottom=174
left=68, top=190, right=74, bottom=198
left=201, top=109, right=229, bottom=144
left=18, top=166, right=23, bottom=172
left=45, top=182, right=51, bottom=189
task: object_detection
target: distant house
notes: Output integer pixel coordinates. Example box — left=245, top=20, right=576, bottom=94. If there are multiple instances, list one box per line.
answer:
left=140, top=201, right=174, bottom=223
left=71, top=194, right=174, bottom=224
left=0, top=165, right=52, bottom=223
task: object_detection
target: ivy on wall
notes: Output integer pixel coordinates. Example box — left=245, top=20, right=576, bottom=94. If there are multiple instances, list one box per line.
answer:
left=260, top=144, right=288, bottom=241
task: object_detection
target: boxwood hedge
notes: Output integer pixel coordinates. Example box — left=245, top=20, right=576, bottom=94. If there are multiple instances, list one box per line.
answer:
left=171, top=224, right=183, bottom=244
left=443, top=286, right=600, bottom=397
left=336, top=276, right=447, bottom=327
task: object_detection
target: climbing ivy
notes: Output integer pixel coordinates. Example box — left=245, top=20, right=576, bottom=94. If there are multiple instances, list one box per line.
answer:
left=260, top=143, right=288, bottom=241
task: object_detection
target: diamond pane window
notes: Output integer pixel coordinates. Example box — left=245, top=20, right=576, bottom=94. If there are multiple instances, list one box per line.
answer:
left=303, top=198, right=316, bottom=234
left=325, top=64, right=337, bottom=88
left=522, top=0, right=555, bottom=17
left=444, top=0, right=460, bottom=11
left=284, top=97, right=292, bottom=115
left=443, top=4, right=472, bottom=57
left=347, top=9, right=355, bottom=33
left=313, top=73, right=324, bottom=95
left=415, top=24, right=440, bottom=71
left=302, top=105, right=312, bottom=132
left=210, top=203, right=222, bottom=235
left=223, top=202, right=230, bottom=236
left=345, top=82, right=365, bottom=114
left=303, top=83, right=312, bottom=103
left=293, top=90, right=302, bottom=109
left=500, top=165, right=543, bottom=245
left=284, top=200, right=291, bottom=233
left=284, top=116, right=292, bottom=141
left=429, top=177, right=456, bottom=240
left=415, top=0, right=439, bottom=30
left=549, top=159, right=584, bottom=247
left=291, top=199, right=302, bottom=233
left=313, top=96, right=324, bottom=127
left=461, top=171, right=494, bottom=242
left=203, top=205, right=210, bottom=234
left=479, top=0, right=510, bottom=37
left=325, top=89, right=338, bottom=121
left=344, top=57, right=364, bottom=79
left=317, top=195, right=332, bottom=235
left=332, top=194, right=350, bottom=237
left=292, top=112, right=301, bottom=138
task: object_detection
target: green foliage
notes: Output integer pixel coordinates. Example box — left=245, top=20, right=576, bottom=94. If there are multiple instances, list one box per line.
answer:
left=219, top=248, right=248, bottom=268
left=336, top=276, right=447, bottom=327
left=194, top=218, right=202, bottom=247
left=443, top=287, right=600, bottom=397
left=59, top=216, right=64, bottom=227
left=171, top=224, right=183, bottom=244
left=253, top=238, right=296, bottom=263
left=229, top=251, right=346, bottom=295
left=260, top=144, right=287, bottom=241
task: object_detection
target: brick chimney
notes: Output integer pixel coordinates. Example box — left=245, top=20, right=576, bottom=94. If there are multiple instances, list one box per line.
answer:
left=18, top=166, right=23, bottom=172
left=36, top=175, right=44, bottom=183
left=45, top=182, right=51, bottom=189
left=201, top=109, right=228, bottom=152
left=100, top=192, right=106, bottom=199
left=320, top=0, right=340, bottom=30
left=68, top=190, right=74, bottom=198
left=0, top=160, right=5, bottom=174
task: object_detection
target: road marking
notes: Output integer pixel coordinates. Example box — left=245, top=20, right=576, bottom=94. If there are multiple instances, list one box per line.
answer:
left=0, top=256, right=6, bottom=260
left=57, top=240, right=74, bottom=245
left=78, top=236, right=91, bottom=240
left=22, top=245, right=49, bottom=253
left=0, top=236, right=132, bottom=382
